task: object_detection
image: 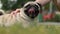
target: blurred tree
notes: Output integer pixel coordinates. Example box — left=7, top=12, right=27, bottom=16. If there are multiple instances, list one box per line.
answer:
left=53, top=0, right=60, bottom=11
left=0, top=0, right=3, bottom=9
left=1, top=0, right=8, bottom=10
left=1, top=0, right=35, bottom=11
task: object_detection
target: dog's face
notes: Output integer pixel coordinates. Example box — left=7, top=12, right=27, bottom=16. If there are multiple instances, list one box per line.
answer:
left=23, top=1, right=42, bottom=19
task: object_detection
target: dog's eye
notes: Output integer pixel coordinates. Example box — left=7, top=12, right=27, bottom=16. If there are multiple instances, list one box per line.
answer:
left=34, top=5, right=39, bottom=9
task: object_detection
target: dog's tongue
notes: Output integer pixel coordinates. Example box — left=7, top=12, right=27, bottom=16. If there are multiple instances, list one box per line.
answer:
left=28, top=8, right=35, bottom=14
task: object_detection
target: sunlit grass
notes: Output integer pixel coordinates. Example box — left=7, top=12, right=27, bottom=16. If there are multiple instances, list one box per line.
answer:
left=0, top=23, right=60, bottom=34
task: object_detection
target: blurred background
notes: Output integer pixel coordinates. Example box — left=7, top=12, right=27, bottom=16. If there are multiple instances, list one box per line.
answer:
left=0, top=0, right=35, bottom=10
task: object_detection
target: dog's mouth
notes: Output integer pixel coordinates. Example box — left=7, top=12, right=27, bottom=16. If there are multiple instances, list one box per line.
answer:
left=28, top=7, right=35, bottom=18
left=28, top=7, right=35, bottom=15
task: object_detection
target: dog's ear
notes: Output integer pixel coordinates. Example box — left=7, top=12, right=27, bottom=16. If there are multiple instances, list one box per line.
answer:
left=21, top=2, right=26, bottom=7
left=0, top=11, right=4, bottom=15
left=37, top=3, right=42, bottom=13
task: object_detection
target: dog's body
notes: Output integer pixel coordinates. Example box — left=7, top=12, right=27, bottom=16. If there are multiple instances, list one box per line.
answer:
left=0, top=1, right=42, bottom=27
left=0, top=8, right=38, bottom=27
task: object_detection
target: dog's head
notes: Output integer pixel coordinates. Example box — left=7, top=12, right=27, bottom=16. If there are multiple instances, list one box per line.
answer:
left=23, top=1, right=42, bottom=19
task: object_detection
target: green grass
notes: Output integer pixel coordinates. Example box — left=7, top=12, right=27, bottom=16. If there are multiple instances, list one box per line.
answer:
left=0, top=23, right=60, bottom=34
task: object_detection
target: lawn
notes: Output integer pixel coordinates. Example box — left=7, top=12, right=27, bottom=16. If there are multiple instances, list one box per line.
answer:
left=0, top=23, right=60, bottom=34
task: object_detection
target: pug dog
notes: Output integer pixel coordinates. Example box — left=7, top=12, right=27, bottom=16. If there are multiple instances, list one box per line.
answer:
left=0, top=1, right=42, bottom=27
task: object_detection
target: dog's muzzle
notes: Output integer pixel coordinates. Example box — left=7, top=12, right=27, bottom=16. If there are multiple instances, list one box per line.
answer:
left=24, top=6, right=39, bottom=19
left=28, top=7, right=36, bottom=18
